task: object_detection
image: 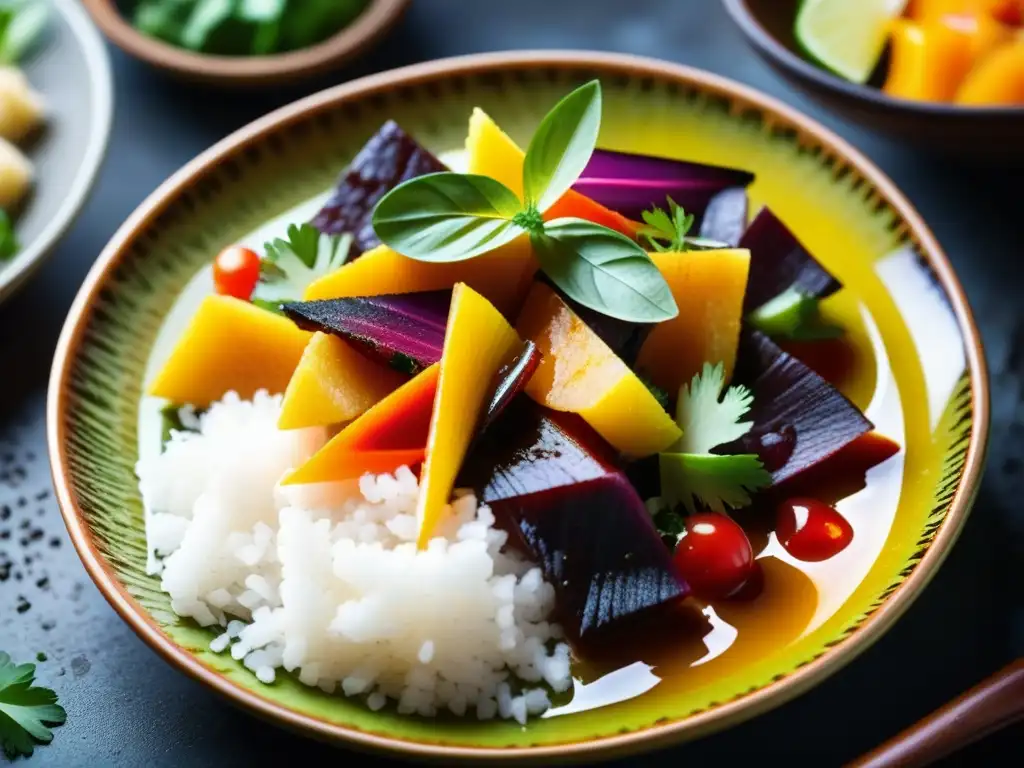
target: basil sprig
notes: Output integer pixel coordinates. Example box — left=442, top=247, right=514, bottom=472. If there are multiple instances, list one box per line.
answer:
left=371, top=81, right=678, bottom=323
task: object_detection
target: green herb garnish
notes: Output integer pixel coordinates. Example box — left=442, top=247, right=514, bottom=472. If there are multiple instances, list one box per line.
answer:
left=160, top=403, right=202, bottom=447
left=0, top=210, right=17, bottom=262
left=658, top=362, right=771, bottom=514
left=639, top=374, right=671, bottom=411
left=747, top=285, right=843, bottom=341
left=254, top=223, right=351, bottom=304
left=372, top=81, right=678, bottom=324
left=638, top=196, right=730, bottom=253
left=0, top=0, right=49, bottom=65
left=0, top=651, right=65, bottom=760
left=132, top=0, right=368, bottom=56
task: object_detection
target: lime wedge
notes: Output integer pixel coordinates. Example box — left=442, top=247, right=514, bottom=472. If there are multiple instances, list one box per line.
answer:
left=795, top=0, right=909, bottom=84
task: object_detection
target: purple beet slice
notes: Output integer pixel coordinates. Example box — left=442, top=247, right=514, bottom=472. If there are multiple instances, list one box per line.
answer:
left=309, top=121, right=448, bottom=257
left=571, top=148, right=754, bottom=227
left=459, top=399, right=690, bottom=647
left=282, top=290, right=450, bottom=374
left=698, top=187, right=748, bottom=247
left=714, top=329, right=872, bottom=485
left=739, top=207, right=841, bottom=311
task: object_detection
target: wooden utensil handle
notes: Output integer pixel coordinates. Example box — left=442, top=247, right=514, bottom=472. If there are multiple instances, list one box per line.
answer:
left=847, top=659, right=1024, bottom=768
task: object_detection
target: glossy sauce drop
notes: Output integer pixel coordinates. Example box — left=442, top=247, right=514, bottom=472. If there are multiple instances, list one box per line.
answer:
left=775, top=498, right=854, bottom=562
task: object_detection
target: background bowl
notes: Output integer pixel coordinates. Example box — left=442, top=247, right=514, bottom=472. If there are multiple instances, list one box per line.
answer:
left=48, top=51, right=987, bottom=762
left=81, top=0, right=410, bottom=87
left=723, top=0, right=1024, bottom=161
left=0, top=0, right=113, bottom=305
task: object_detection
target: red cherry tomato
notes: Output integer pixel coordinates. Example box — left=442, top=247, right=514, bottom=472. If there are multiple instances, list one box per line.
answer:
left=213, top=246, right=261, bottom=300
left=775, top=498, right=853, bottom=562
left=673, top=513, right=755, bottom=601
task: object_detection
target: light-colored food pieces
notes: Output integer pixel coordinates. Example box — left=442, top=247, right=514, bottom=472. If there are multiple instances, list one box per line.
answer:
left=137, top=390, right=570, bottom=722
left=0, top=136, right=31, bottom=209
left=277, top=331, right=405, bottom=430
left=0, top=66, right=44, bottom=143
left=148, top=295, right=311, bottom=407
left=517, top=281, right=682, bottom=458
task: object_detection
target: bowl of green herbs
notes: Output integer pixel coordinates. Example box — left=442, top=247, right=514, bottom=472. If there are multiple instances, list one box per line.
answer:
left=81, top=0, right=409, bottom=86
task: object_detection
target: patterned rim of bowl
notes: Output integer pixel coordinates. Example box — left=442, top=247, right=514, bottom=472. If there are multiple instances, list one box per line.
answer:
left=47, top=51, right=989, bottom=762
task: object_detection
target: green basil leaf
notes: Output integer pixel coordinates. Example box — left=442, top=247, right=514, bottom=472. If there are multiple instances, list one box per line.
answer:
left=531, top=218, right=678, bottom=322
left=0, top=0, right=48, bottom=64
left=523, top=80, right=602, bottom=212
left=373, top=172, right=525, bottom=263
left=0, top=209, right=18, bottom=261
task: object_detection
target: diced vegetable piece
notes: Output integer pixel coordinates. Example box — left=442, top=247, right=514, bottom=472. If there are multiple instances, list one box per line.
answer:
left=148, top=295, right=310, bottom=407
left=283, top=291, right=451, bottom=375
left=698, top=187, right=748, bottom=247
left=739, top=206, right=841, bottom=312
left=278, top=332, right=405, bottom=430
left=713, top=329, right=873, bottom=485
left=517, top=281, right=681, bottom=457
left=309, top=121, right=448, bottom=257
left=540, top=276, right=653, bottom=366
left=458, top=398, right=618, bottom=501
left=883, top=19, right=974, bottom=102
left=416, top=284, right=522, bottom=546
left=465, top=107, right=638, bottom=238
left=478, top=341, right=542, bottom=436
left=0, top=136, right=31, bottom=209
left=571, top=148, right=754, bottom=227
left=283, top=364, right=439, bottom=486
left=635, top=249, right=750, bottom=395
left=459, top=398, right=688, bottom=646
left=956, top=42, right=1024, bottom=105
left=907, top=0, right=989, bottom=24
left=301, top=242, right=536, bottom=317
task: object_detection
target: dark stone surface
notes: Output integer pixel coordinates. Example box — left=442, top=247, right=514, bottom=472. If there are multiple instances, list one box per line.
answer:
left=0, top=1, right=1021, bottom=766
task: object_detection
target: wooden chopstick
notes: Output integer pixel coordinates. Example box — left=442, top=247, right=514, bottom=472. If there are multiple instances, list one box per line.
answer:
left=846, top=659, right=1024, bottom=768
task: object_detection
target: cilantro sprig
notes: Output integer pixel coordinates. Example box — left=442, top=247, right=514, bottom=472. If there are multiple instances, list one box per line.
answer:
left=253, top=223, right=351, bottom=306
left=658, top=362, right=771, bottom=515
left=0, top=652, right=65, bottom=760
left=639, top=196, right=730, bottom=253
left=372, top=81, right=678, bottom=324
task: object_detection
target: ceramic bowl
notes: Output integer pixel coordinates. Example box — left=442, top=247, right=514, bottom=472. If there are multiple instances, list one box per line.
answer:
left=81, top=0, right=409, bottom=87
left=0, top=0, right=113, bottom=304
left=48, top=51, right=989, bottom=762
left=723, top=0, right=1024, bottom=161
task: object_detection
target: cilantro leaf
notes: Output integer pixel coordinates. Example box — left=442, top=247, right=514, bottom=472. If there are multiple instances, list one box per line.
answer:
left=659, top=453, right=771, bottom=515
left=657, top=361, right=770, bottom=515
left=0, top=652, right=65, bottom=759
left=255, top=224, right=351, bottom=303
left=0, top=210, right=18, bottom=261
left=639, top=196, right=694, bottom=252
left=748, top=286, right=843, bottom=342
left=674, top=361, right=754, bottom=454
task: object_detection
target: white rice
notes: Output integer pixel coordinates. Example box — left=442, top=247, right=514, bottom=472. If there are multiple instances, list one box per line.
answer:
left=137, top=390, right=571, bottom=722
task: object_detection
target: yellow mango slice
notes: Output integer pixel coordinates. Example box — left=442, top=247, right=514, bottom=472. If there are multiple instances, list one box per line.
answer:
left=466, top=108, right=639, bottom=238
left=635, top=249, right=751, bottom=396
left=467, top=107, right=526, bottom=198
left=517, top=282, right=681, bottom=458
left=148, top=295, right=310, bottom=407
left=278, top=332, right=405, bottom=430
left=302, top=242, right=536, bottom=318
left=416, top=284, right=521, bottom=547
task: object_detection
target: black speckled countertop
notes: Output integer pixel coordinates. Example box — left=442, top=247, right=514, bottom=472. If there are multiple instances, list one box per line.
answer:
left=1, top=2, right=1021, bottom=765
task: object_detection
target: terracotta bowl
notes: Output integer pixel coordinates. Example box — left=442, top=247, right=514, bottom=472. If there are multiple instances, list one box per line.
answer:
left=723, top=0, right=1024, bottom=161
left=81, top=0, right=409, bottom=87
left=48, top=51, right=988, bottom=762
